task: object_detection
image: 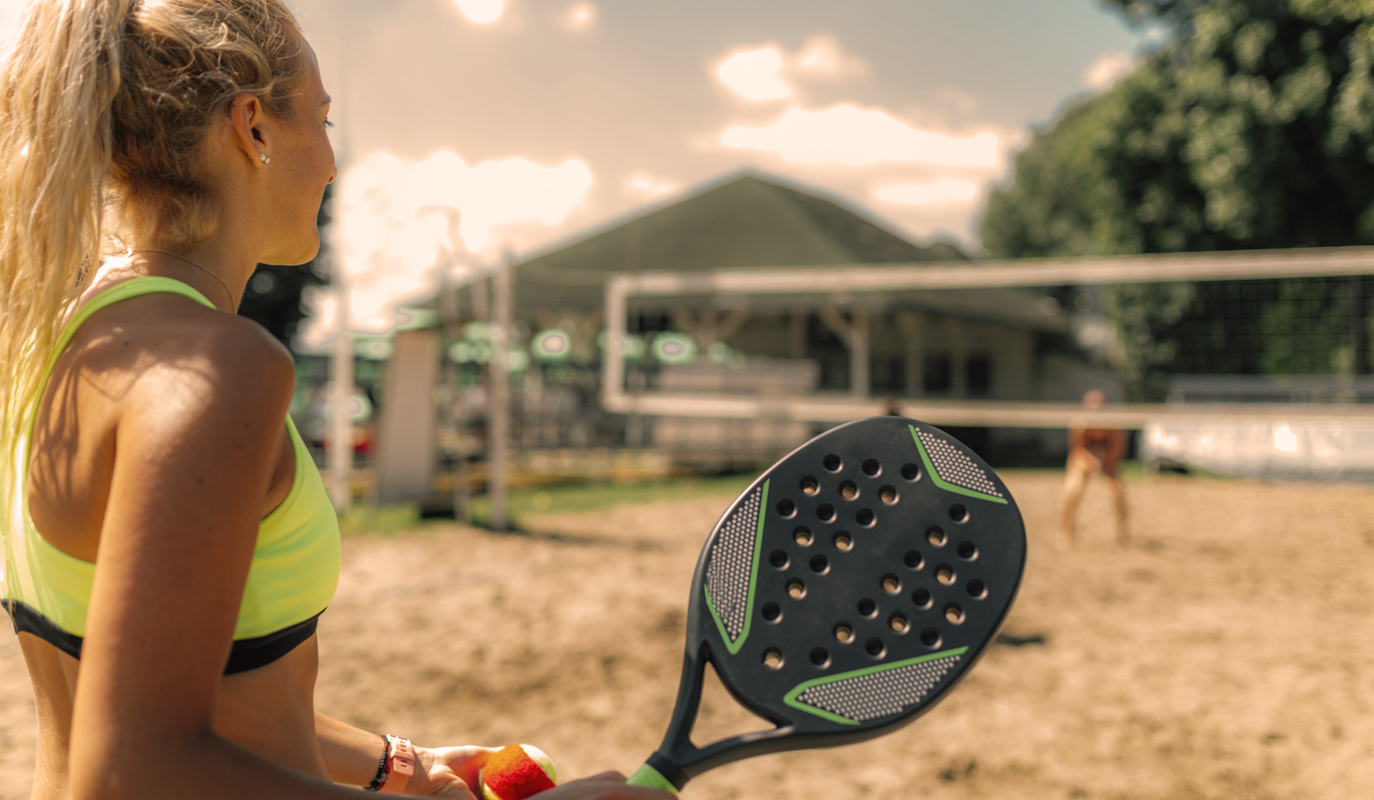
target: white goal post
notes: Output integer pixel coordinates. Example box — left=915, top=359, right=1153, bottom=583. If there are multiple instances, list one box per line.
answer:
left=601, top=246, right=1374, bottom=429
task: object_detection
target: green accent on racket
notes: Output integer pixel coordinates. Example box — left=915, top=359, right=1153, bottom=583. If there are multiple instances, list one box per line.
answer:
left=909, top=424, right=1009, bottom=504
left=783, top=647, right=971, bottom=725
left=627, top=764, right=679, bottom=794
left=704, top=480, right=769, bottom=655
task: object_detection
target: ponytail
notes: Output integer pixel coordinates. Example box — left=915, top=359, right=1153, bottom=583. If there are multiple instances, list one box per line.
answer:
left=0, top=0, right=128, bottom=592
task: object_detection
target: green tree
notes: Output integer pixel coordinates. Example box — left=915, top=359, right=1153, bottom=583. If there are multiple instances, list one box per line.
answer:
left=982, top=0, right=1374, bottom=397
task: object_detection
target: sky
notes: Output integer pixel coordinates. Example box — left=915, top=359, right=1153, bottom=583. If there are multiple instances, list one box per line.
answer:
left=0, top=0, right=1159, bottom=339
left=285, top=0, right=1160, bottom=336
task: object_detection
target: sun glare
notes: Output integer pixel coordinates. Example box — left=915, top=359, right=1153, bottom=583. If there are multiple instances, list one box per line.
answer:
left=454, top=0, right=504, bottom=24
left=562, top=1, right=597, bottom=32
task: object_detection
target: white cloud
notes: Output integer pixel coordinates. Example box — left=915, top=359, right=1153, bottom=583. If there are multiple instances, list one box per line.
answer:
left=714, top=36, right=870, bottom=103
left=307, top=149, right=592, bottom=340
left=794, top=34, right=869, bottom=80
left=719, top=105, right=1001, bottom=168
left=454, top=0, right=504, bottom=24
left=624, top=172, right=679, bottom=201
left=874, top=179, right=980, bottom=207
left=1084, top=51, right=1136, bottom=90
left=561, top=1, right=597, bottom=32
left=717, top=48, right=791, bottom=102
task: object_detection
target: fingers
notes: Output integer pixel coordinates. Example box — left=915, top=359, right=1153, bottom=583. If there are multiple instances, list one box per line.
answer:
left=577, top=771, right=628, bottom=782
left=437, top=784, right=478, bottom=800
left=537, top=773, right=676, bottom=799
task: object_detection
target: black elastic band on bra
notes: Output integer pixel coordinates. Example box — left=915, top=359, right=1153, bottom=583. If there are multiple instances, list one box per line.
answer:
left=2, top=600, right=322, bottom=675
left=2, top=599, right=83, bottom=660
left=223, top=614, right=321, bottom=674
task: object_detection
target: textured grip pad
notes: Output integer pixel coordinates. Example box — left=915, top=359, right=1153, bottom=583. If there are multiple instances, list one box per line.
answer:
left=704, top=483, right=767, bottom=651
left=784, top=649, right=965, bottom=724
left=913, top=428, right=1004, bottom=500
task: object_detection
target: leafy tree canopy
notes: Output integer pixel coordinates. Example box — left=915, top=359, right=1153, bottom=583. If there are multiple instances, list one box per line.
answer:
left=981, top=0, right=1374, bottom=396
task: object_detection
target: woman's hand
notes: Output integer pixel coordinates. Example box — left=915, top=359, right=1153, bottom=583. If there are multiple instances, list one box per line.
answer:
left=408, top=745, right=501, bottom=797
left=405, top=755, right=675, bottom=799
left=537, top=771, right=677, bottom=799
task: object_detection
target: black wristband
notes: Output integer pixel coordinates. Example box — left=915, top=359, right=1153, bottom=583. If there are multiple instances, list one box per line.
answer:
left=365, top=734, right=391, bottom=792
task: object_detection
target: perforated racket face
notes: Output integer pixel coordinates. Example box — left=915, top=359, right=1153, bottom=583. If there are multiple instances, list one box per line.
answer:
left=691, top=417, right=1025, bottom=738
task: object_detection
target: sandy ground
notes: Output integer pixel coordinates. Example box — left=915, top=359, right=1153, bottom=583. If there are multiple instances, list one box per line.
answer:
left=3, top=471, right=1374, bottom=799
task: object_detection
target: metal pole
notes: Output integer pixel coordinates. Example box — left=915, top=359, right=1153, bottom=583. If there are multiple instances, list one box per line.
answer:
left=328, top=256, right=353, bottom=513
left=436, top=241, right=470, bottom=523
left=488, top=251, right=513, bottom=531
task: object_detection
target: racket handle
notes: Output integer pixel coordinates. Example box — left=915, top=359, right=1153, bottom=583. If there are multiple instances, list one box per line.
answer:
left=627, top=764, right=679, bottom=794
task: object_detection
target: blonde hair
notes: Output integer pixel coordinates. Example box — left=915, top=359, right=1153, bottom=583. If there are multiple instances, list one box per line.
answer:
left=0, top=0, right=306, bottom=588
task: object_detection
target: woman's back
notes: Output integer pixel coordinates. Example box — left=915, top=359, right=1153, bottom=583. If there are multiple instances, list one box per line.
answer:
left=16, top=269, right=332, bottom=799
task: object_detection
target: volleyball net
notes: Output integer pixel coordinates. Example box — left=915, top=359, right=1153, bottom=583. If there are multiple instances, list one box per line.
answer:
left=598, top=246, right=1374, bottom=477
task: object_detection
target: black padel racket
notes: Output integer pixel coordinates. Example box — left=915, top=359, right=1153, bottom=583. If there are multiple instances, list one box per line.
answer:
left=626, top=416, right=1026, bottom=793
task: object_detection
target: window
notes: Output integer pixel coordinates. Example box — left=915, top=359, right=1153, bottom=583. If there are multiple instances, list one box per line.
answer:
left=966, top=353, right=992, bottom=396
left=923, top=353, right=952, bottom=394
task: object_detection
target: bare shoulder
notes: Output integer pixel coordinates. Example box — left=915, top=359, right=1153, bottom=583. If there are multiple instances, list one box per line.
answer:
left=102, top=295, right=296, bottom=435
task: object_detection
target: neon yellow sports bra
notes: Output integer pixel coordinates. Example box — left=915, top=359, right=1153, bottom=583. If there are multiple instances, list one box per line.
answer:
left=1, top=277, right=342, bottom=674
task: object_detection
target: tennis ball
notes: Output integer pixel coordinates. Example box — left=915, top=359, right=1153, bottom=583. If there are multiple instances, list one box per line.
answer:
left=480, top=744, right=557, bottom=800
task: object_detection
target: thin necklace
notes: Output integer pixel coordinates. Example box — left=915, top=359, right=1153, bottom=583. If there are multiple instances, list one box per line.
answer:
left=135, top=248, right=236, bottom=311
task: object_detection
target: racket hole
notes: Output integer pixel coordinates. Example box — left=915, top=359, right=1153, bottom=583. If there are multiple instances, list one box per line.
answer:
left=794, top=527, right=813, bottom=546
left=912, top=588, right=933, bottom=609
left=901, top=463, right=921, bottom=481
left=927, top=527, right=947, bottom=547
left=809, top=554, right=830, bottom=574
left=903, top=550, right=924, bottom=570
left=769, top=550, right=790, bottom=570
left=879, top=486, right=898, bottom=505
left=945, top=604, right=965, bottom=624
left=809, top=647, right=831, bottom=668
left=948, top=503, right=968, bottom=523
left=762, top=602, right=782, bottom=622
left=937, top=566, right=955, bottom=585
left=966, top=579, right=987, bottom=599
left=777, top=499, right=797, bottom=518
left=822, top=454, right=842, bottom=472
left=834, top=532, right=853, bottom=552
left=861, top=458, right=881, bottom=477
left=881, top=574, right=901, bottom=594
left=920, top=628, right=942, bottom=648
left=856, top=508, right=875, bottom=527
left=800, top=476, right=820, bottom=495
left=834, top=624, right=855, bottom=644
left=889, top=613, right=909, bottom=634
left=763, top=649, right=784, bottom=670
left=839, top=481, right=858, bottom=500
left=864, top=638, right=886, bottom=658
left=787, top=580, right=806, bottom=599
left=816, top=504, right=836, bottom=523
left=957, top=541, right=978, bottom=560
left=857, top=597, right=877, bottom=618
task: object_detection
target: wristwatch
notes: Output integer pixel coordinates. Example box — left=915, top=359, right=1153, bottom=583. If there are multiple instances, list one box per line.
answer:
left=367, top=735, right=416, bottom=794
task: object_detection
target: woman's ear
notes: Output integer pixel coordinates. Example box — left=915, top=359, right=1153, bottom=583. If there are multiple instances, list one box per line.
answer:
left=225, top=92, right=271, bottom=167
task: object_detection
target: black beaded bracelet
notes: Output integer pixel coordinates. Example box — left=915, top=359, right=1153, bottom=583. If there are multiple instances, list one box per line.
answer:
left=365, top=734, right=392, bottom=792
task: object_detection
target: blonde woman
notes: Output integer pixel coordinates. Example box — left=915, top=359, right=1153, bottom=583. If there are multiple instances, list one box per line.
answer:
left=0, top=2, right=669, bottom=798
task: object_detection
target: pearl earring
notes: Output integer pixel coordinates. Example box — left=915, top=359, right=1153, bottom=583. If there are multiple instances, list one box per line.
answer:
left=259, top=154, right=270, bottom=165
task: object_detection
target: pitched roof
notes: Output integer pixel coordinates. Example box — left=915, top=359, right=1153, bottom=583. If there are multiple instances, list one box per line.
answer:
left=512, top=171, right=967, bottom=314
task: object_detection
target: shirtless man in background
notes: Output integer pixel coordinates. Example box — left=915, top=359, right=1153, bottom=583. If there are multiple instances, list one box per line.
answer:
left=1058, top=390, right=1129, bottom=548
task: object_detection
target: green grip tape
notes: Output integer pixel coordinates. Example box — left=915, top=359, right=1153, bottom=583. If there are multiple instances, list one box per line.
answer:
left=627, top=763, right=679, bottom=794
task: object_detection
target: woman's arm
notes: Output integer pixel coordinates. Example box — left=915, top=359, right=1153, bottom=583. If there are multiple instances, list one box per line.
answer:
left=66, top=315, right=371, bottom=800
left=62, top=310, right=672, bottom=800
left=315, top=712, right=499, bottom=795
